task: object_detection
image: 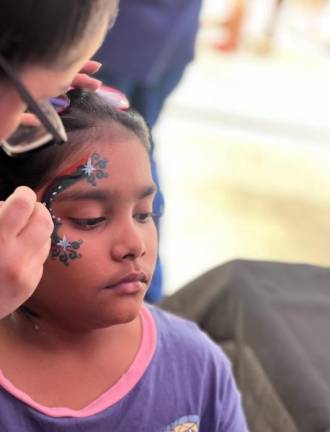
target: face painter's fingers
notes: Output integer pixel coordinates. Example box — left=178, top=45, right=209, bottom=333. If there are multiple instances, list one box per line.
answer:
left=29, top=237, right=52, bottom=280
left=70, top=61, right=102, bottom=91
left=14, top=235, right=51, bottom=294
left=19, top=113, right=41, bottom=127
left=0, top=189, right=53, bottom=318
left=71, top=73, right=102, bottom=91
left=18, top=202, right=54, bottom=252
left=0, top=187, right=39, bottom=237
left=79, top=60, right=102, bottom=75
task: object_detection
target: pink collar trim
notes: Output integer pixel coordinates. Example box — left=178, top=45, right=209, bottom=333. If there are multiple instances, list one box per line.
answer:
left=0, top=305, right=157, bottom=418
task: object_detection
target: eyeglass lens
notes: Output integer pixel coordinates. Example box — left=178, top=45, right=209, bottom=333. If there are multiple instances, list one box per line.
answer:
left=3, top=98, right=67, bottom=154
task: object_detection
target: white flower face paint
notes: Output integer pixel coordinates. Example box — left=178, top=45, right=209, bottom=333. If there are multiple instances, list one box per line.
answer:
left=57, top=235, right=71, bottom=251
left=82, top=158, right=96, bottom=177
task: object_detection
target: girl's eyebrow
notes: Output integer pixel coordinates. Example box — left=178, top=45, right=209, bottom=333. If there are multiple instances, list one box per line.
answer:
left=55, top=184, right=157, bottom=203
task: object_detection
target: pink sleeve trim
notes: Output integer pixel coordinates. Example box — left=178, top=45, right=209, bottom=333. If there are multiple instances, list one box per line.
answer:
left=0, top=305, right=157, bottom=418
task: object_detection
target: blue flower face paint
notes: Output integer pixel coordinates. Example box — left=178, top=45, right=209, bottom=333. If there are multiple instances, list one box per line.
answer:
left=51, top=235, right=83, bottom=267
left=42, top=151, right=109, bottom=266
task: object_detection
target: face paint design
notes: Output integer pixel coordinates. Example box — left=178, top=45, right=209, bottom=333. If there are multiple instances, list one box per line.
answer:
left=51, top=235, right=83, bottom=267
left=42, top=151, right=109, bottom=266
left=82, top=152, right=108, bottom=186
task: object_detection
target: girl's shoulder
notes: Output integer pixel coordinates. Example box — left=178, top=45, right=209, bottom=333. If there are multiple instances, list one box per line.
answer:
left=146, top=304, right=230, bottom=370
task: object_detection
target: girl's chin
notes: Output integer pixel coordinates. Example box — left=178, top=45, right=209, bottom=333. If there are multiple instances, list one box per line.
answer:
left=93, top=303, right=143, bottom=329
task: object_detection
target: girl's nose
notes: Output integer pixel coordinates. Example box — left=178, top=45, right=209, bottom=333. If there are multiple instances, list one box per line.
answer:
left=111, top=223, right=146, bottom=262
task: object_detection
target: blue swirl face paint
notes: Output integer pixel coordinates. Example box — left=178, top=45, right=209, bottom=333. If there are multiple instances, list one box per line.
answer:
left=42, top=151, right=109, bottom=266
left=51, top=235, right=83, bottom=267
left=81, top=152, right=108, bottom=186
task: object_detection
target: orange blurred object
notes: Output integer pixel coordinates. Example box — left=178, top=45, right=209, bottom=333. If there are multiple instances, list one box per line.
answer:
left=215, top=0, right=246, bottom=52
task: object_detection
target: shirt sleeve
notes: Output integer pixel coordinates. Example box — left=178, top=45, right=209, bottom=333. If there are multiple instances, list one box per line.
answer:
left=218, top=353, right=249, bottom=432
left=199, top=334, right=249, bottom=432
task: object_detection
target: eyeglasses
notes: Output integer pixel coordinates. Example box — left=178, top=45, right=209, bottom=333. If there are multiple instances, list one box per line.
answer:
left=0, top=54, right=68, bottom=157
left=0, top=53, right=130, bottom=156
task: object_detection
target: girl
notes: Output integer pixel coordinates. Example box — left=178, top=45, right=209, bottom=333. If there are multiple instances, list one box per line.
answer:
left=0, top=89, right=248, bottom=431
left=0, top=0, right=118, bottom=319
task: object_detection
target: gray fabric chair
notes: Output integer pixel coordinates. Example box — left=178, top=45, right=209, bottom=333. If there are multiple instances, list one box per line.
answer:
left=160, top=259, right=330, bottom=432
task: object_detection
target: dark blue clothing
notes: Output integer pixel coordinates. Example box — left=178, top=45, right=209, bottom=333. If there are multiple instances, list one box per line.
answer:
left=95, top=0, right=203, bottom=302
left=148, top=157, right=164, bottom=302
left=98, top=66, right=186, bottom=129
left=96, top=0, right=202, bottom=86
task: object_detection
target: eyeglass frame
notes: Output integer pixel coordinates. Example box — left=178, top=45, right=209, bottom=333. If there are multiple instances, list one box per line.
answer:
left=0, top=53, right=67, bottom=150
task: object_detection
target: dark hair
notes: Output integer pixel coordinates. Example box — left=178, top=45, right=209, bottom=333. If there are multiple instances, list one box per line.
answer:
left=0, top=0, right=118, bottom=77
left=0, top=88, right=151, bottom=200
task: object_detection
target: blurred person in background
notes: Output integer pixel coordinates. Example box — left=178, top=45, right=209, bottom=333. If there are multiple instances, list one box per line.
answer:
left=0, top=0, right=119, bottom=319
left=94, top=0, right=203, bottom=302
left=215, top=0, right=246, bottom=52
left=214, top=0, right=285, bottom=54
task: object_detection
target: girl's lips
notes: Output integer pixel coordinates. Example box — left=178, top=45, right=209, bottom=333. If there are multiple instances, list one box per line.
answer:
left=107, top=280, right=145, bottom=295
left=105, top=271, right=148, bottom=294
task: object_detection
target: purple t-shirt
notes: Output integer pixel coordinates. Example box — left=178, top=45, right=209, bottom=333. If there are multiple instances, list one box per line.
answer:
left=0, top=305, right=248, bottom=431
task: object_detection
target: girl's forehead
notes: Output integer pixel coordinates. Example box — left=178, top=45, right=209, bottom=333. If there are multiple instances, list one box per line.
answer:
left=54, top=137, right=115, bottom=178
left=37, top=145, right=102, bottom=199
left=39, top=136, right=150, bottom=200
left=54, top=124, right=139, bottom=176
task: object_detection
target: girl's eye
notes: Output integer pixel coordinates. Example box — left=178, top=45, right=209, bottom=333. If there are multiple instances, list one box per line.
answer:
left=134, top=212, right=156, bottom=223
left=69, top=217, right=106, bottom=230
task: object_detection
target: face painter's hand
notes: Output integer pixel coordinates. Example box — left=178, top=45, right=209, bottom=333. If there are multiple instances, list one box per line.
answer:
left=0, top=186, right=53, bottom=319
left=70, top=60, right=102, bottom=91
left=16, top=61, right=103, bottom=135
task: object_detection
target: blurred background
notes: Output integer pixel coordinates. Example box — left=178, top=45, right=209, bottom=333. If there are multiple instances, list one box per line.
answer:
left=153, top=0, right=330, bottom=294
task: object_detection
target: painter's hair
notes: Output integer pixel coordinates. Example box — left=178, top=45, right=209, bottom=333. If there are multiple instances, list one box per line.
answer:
left=0, top=88, right=151, bottom=200
left=0, top=0, right=118, bottom=78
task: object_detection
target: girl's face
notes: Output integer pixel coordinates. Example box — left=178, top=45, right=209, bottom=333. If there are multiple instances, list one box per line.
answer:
left=27, top=129, right=157, bottom=331
left=0, top=6, right=113, bottom=142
